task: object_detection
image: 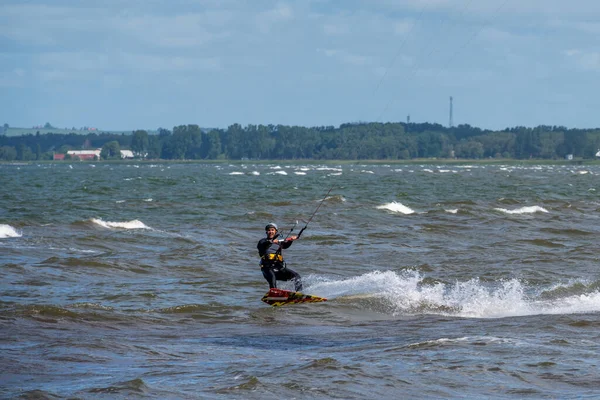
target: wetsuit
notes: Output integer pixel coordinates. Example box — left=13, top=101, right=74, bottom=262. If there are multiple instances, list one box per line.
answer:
left=257, top=236, right=303, bottom=292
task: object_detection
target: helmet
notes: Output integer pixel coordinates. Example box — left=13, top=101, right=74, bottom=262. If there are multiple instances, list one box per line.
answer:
left=265, top=223, right=278, bottom=231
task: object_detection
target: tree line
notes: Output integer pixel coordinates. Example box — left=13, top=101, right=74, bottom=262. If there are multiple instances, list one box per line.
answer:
left=1, top=122, right=600, bottom=161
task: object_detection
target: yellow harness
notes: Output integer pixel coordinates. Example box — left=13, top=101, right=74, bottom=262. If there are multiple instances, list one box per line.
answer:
left=262, top=253, right=283, bottom=262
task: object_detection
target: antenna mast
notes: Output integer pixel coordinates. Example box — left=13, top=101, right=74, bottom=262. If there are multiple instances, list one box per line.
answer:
left=449, top=96, right=454, bottom=128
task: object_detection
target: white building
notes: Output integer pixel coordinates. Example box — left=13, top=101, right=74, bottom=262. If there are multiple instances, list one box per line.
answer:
left=65, top=149, right=136, bottom=160
left=120, top=150, right=134, bottom=159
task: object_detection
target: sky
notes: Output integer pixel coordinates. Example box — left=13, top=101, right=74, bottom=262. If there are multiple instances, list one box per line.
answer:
left=2, top=0, right=600, bottom=131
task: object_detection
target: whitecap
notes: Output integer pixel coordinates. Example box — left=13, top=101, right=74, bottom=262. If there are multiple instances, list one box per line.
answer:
left=494, top=206, right=549, bottom=214
left=91, top=218, right=150, bottom=230
left=0, top=224, right=22, bottom=238
left=316, top=167, right=343, bottom=172
left=376, top=201, right=415, bottom=214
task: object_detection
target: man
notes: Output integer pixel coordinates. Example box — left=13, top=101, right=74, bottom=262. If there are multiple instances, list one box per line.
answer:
left=257, top=222, right=303, bottom=292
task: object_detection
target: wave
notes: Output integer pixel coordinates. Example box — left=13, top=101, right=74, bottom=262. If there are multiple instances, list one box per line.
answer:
left=1, top=303, right=111, bottom=321
left=376, top=201, right=415, bottom=214
left=0, top=224, right=21, bottom=238
left=309, top=270, right=600, bottom=319
left=405, top=335, right=515, bottom=349
left=324, top=194, right=345, bottom=203
left=88, top=378, right=148, bottom=395
left=494, top=205, right=549, bottom=214
left=90, top=218, right=151, bottom=230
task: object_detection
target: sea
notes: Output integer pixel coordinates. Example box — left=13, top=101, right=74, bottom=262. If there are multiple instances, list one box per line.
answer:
left=1, top=161, right=600, bottom=399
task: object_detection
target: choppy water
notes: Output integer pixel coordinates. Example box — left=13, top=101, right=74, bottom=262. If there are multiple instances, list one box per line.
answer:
left=2, top=162, right=600, bottom=399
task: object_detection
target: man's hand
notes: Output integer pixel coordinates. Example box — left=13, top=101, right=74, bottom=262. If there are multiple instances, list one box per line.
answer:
left=274, top=235, right=298, bottom=244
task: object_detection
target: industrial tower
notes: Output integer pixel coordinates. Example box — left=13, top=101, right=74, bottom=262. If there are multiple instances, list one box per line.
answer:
left=449, top=96, right=453, bottom=128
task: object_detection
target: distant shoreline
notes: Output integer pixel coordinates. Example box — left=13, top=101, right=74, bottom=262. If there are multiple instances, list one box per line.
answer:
left=1, top=127, right=144, bottom=137
left=2, top=158, right=598, bottom=166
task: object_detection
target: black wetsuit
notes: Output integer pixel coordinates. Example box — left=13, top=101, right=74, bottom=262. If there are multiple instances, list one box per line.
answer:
left=257, top=236, right=303, bottom=292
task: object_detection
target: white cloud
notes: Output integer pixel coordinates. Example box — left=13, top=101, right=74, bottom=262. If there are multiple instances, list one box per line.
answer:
left=372, top=0, right=600, bottom=18
left=564, top=49, right=600, bottom=71
left=37, top=52, right=110, bottom=71
left=573, top=21, right=600, bottom=35
left=255, top=3, right=294, bottom=33
left=323, top=23, right=350, bottom=36
left=478, top=27, right=516, bottom=42
left=317, top=48, right=372, bottom=67
left=117, top=53, right=221, bottom=73
left=393, top=20, right=414, bottom=36
left=115, top=13, right=230, bottom=49
left=0, top=68, right=27, bottom=88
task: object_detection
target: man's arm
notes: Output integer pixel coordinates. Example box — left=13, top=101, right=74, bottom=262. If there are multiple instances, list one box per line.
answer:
left=257, top=238, right=270, bottom=256
left=280, top=235, right=298, bottom=249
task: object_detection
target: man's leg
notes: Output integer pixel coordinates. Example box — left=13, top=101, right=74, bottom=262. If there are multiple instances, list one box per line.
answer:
left=262, top=267, right=277, bottom=289
left=279, top=267, right=303, bottom=292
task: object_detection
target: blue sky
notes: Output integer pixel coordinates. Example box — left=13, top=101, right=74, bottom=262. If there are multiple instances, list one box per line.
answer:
left=2, top=0, right=600, bottom=131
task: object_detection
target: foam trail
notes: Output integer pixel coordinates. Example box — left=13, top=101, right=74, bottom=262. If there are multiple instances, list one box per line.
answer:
left=310, top=270, right=600, bottom=319
left=0, top=224, right=22, bottom=238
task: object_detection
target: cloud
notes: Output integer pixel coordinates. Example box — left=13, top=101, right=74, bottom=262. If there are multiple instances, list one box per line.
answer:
left=0, top=4, right=96, bottom=46
left=372, top=0, right=600, bottom=18
left=317, top=48, right=372, bottom=67
left=393, top=20, right=414, bottom=36
left=36, top=52, right=110, bottom=71
left=26, top=50, right=221, bottom=85
left=115, top=13, right=231, bottom=49
left=119, top=53, right=221, bottom=72
left=564, top=49, right=600, bottom=71
left=0, top=68, right=27, bottom=88
left=2, top=0, right=600, bottom=130
left=255, top=3, right=294, bottom=33
left=323, top=23, right=350, bottom=36
left=1, top=3, right=234, bottom=51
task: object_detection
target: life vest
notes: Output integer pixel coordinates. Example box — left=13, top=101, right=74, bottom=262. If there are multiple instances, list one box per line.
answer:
left=261, top=240, right=284, bottom=265
left=263, top=253, right=283, bottom=262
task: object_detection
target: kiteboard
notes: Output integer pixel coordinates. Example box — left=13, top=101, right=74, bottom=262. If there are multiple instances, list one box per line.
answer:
left=261, top=288, right=327, bottom=307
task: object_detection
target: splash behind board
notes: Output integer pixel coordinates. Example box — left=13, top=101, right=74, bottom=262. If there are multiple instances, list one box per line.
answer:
left=261, top=288, right=327, bottom=307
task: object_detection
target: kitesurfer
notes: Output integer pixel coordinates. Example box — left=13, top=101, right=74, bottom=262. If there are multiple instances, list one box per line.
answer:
left=257, top=222, right=303, bottom=292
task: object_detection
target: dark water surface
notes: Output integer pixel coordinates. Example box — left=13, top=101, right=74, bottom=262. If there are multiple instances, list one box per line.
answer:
left=2, top=162, right=600, bottom=399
